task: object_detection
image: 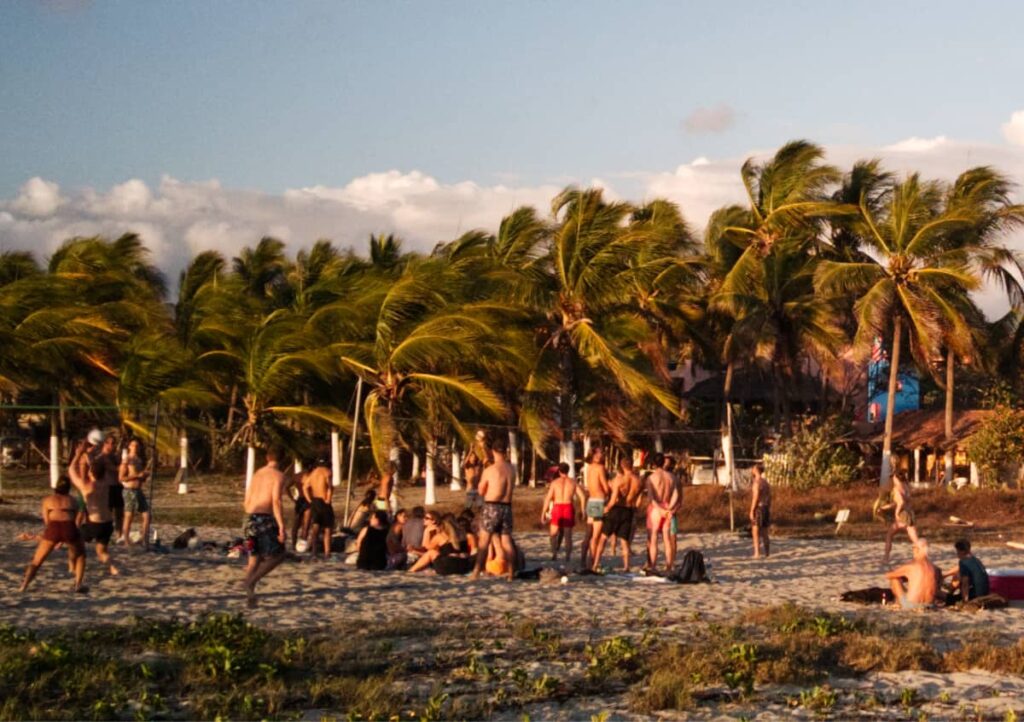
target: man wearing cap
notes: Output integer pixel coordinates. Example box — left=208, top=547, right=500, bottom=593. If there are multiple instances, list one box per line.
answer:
left=68, top=435, right=119, bottom=576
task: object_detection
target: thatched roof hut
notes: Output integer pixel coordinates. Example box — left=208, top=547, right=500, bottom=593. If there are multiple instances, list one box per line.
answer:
left=861, top=409, right=994, bottom=451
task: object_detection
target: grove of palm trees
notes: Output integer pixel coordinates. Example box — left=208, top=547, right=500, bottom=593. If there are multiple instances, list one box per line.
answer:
left=3, top=140, right=1023, bottom=498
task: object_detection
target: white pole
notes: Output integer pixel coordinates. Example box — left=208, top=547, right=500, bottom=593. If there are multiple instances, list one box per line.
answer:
left=178, top=434, right=189, bottom=494
left=914, top=447, right=921, bottom=485
left=583, top=434, right=592, bottom=458
left=722, top=403, right=736, bottom=489
left=450, top=445, right=462, bottom=490
left=970, top=461, right=980, bottom=487
left=49, top=434, right=60, bottom=488
left=654, top=434, right=664, bottom=454
left=245, top=445, right=256, bottom=490
left=344, top=377, right=364, bottom=521
left=425, top=438, right=437, bottom=505
left=509, top=429, right=520, bottom=483
left=330, top=428, right=340, bottom=487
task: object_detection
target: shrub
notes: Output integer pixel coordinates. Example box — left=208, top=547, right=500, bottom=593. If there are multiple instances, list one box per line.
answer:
left=764, top=418, right=863, bottom=490
left=965, top=406, right=1024, bottom=487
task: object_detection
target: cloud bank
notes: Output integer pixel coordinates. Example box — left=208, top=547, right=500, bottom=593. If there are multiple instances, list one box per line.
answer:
left=682, top=103, right=737, bottom=134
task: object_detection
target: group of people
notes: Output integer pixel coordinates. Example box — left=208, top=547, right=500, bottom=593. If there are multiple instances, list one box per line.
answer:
left=19, top=431, right=152, bottom=593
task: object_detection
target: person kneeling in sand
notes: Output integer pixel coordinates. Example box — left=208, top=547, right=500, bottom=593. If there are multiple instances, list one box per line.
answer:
left=885, top=538, right=939, bottom=610
left=20, top=475, right=87, bottom=593
left=943, top=538, right=989, bottom=603
left=541, top=462, right=585, bottom=563
left=242, top=449, right=287, bottom=608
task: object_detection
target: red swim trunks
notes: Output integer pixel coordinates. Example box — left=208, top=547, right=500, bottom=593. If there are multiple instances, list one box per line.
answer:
left=550, top=502, right=575, bottom=529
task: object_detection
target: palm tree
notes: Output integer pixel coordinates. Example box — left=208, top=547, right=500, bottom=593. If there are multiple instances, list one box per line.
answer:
left=816, top=174, right=982, bottom=485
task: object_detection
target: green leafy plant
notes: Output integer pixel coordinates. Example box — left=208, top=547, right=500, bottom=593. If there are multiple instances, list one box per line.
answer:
left=765, top=418, right=862, bottom=490
left=966, top=406, right=1024, bottom=487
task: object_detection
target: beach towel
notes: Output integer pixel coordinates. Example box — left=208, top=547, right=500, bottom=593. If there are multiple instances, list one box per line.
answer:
left=961, top=593, right=1008, bottom=611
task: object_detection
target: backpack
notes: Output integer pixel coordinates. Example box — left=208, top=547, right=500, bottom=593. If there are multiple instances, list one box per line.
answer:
left=671, top=549, right=709, bottom=584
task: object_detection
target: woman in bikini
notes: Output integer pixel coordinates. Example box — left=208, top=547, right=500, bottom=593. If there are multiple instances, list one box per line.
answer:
left=20, top=475, right=87, bottom=593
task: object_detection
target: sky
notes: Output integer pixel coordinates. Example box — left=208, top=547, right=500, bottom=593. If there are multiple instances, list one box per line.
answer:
left=3, top=0, right=1024, bottom=312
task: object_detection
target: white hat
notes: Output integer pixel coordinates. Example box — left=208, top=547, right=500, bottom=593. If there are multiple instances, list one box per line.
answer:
left=87, top=429, right=105, bottom=446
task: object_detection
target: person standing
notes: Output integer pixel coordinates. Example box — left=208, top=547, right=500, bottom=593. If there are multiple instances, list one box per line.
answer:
left=883, top=472, right=919, bottom=565
left=471, top=436, right=516, bottom=580
left=19, top=475, right=87, bottom=593
left=119, top=439, right=152, bottom=549
left=68, top=438, right=118, bottom=576
left=645, top=453, right=679, bottom=572
left=749, top=462, right=771, bottom=558
left=91, top=433, right=125, bottom=543
left=594, top=458, right=641, bottom=572
left=304, top=457, right=335, bottom=559
left=242, top=448, right=286, bottom=608
left=541, top=462, right=585, bottom=563
left=287, top=466, right=311, bottom=550
left=580, top=447, right=610, bottom=571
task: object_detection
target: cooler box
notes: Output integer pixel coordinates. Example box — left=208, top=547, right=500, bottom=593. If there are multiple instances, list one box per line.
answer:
left=988, top=569, right=1024, bottom=604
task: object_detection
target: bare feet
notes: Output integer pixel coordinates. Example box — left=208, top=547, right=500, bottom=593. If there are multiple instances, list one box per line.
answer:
left=469, top=570, right=480, bottom=581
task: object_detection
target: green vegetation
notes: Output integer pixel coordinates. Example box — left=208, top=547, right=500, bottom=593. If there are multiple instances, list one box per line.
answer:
left=966, top=406, right=1024, bottom=486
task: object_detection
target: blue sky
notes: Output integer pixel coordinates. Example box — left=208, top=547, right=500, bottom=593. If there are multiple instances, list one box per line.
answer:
left=2, top=0, right=1024, bottom=312
left=3, top=0, right=1023, bottom=196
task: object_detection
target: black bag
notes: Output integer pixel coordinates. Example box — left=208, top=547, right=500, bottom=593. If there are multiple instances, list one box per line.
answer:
left=172, top=528, right=197, bottom=549
left=671, top=549, right=709, bottom=584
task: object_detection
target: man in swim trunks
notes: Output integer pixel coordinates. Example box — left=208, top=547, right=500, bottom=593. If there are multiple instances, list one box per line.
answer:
left=645, top=452, right=679, bottom=572
left=749, top=462, right=771, bottom=558
left=883, top=472, right=919, bottom=565
left=69, top=438, right=119, bottom=576
left=243, top=448, right=286, bottom=608
left=91, top=433, right=125, bottom=543
left=885, top=538, right=939, bottom=610
left=471, top=436, right=516, bottom=581
left=20, top=474, right=87, bottom=593
left=580, top=446, right=610, bottom=571
left=119, top=438, right=151, bottom=549
left=541, top=462, right=586, bottom=563
left=303, top=457, right=335, bottom=559
left=287, top=466, right=310, bottom=550
left=594, top=458, right=641, bottom=572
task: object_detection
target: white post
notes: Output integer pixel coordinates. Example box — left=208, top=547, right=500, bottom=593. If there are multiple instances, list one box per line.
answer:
left=508, top=429, right=520, bottom=484
left=411, top=451, right=421, bottom=485
left=450, top=446, right=462, bottom=490
left=583, top=434, right=592, bottom=459
left=654, top=434, right=664, bottom=454
left=721, top=403, right=736, bottom=489
left=970, top=461, right=980, bottom=487
left=425, top=438, right=437, bottom=505
left=944, top=450, right=954, bottom=485
left=331, top=428, right=341, bottom=487
left=913, top=447, right=921, bottom=485
left=245, top=445, right=256, bottom=490
left=49, top=433, right=60, bottom=488
left=389, top=445, right=401, bottom=485
left=560, top=440, right=575, bottom=480
left=178, top=434, right=189, bottom=494
left=294, top=459, right=303, bottom=474
left=344, top=377, right=365, bottom=521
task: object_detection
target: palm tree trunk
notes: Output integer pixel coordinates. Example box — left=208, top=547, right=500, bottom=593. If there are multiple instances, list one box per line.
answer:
left=245, top=444, right=256, bottom=490
left=330, top=428, right=341, bottom=488
left=559, top=343, right=576, bottom=479
left=880, top=316, right=903, bottom=486
left=508, top=428, right=520, bottom=484
left=944, top=347, right=955, bottom=485
left=424, top=437, right=437, bottom=505
left=720, top=361, right=736, bottom=488
left=49, top=406, right=59, bottom=489
left=771, top=362, right=782, bottom=433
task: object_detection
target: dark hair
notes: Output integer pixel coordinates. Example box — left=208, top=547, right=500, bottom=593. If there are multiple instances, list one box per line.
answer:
left=558, top=462, right=570, bottom=475
left=54, top=475, right=72, bottom=495
left=491, top=435, right=508, bottom=454
left=754, top=462, right=765, bottom=474
left=412, top=506, right=425, bottom=518
left=663, top=455, right=675, bottom=470
left=395, top=508, right=407, bottom=517
left=265, top=447, right=280, bottom=463
left=954, top=538, right=971, bottom=553
left=651, top=452, right=665, bottom=468
left=372, top=510, right=389, bottom=526
left=585, top=447, right=602, bottom=464
left=619, top=458, right=632, bottom=471
left=361, top=488, right=378, bottom=505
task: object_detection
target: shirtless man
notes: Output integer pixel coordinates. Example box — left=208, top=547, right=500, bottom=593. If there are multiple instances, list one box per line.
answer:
left=645, top=453, right=679, bottom=572
left=580, top=447, right=610, bottom=571
left=119, top=439, right=151, bottom=549
left=68, top=438, right=118, bottom=576
left=303, top=457, right=335, bottom=558
left=594, top=458, right=642, bottom=572
left=242, top=448, right=286, bottom=607
left=541, top=462, right=585, bottom=563
left=883, top=472, right=919, bottom=565
left=19, top=474, right=87, bottom=593
left=91, top=434, right=124, bottom=543
left=471, top=436, right=516, bottom=580
left=749, top=462, right=771, bottom=558
left=663, top=456, right=682, bottom=565
left=885, top=538, right=939, bottom=610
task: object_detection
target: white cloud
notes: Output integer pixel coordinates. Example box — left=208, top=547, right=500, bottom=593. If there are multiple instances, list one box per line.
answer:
left=11, top=177, right=63, bottom=217
left=883, top=136, right=949, bottom=153
left=682, top=103, right=737, bottom=134
left=1003, top=110, right=1024, bottom=146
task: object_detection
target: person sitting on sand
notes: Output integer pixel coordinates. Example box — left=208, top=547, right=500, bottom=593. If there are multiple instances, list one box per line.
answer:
left=749, top=462, right=771, bottom=559
left=119, top=439, right=151, bottom=549
left=242, top=448, right=287, bottom=608
left=882, top=472, right=919, bottom=565
left=471, top=436, right=516, bottom=580
left=594, top=458, right=640, bottom=572
left=68, top=438, right=118, bottom=576
left=355, top=511, right=389, bottom=571
left=580, top=447, right=610, bottom=572
left=645, top=453, right=679, bottom=573
left=944, top=538, right=989, bottom=603
left=303, top=457, right=335, bottom=559
left=541, top=462, right=585, bottom=563
left=287, top=465, right=311, bottom=550
left=19, top=475, right=87, bottom=594
left=409, top=512, right=473, bottom=575
left=885, top=538, right=939, bottom=610
left=402, top=506, right=426, bottom=561
left=345, top=488, right=377, bottom=535
left=386, top=509, right=409, bottom=570
left=486, top=533, right=525, bottom=578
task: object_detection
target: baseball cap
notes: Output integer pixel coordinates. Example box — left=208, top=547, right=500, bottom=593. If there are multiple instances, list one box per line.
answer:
left=87, top=429, right=105, bottom=446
